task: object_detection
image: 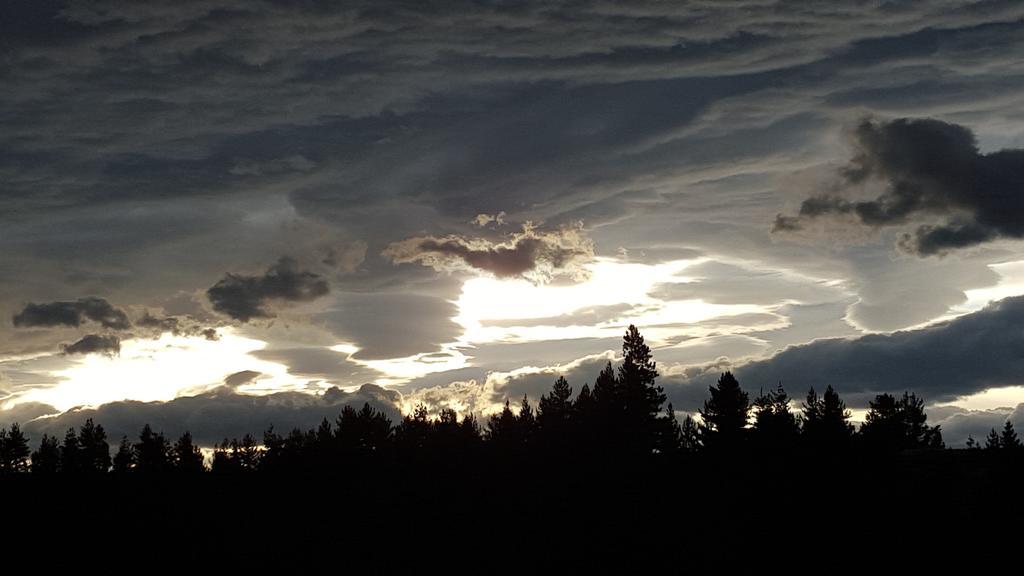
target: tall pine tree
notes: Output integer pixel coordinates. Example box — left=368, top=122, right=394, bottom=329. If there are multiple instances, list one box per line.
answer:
left=617, top=325, right=668, bottom=455
left=699, top=372, right=750, bottom=452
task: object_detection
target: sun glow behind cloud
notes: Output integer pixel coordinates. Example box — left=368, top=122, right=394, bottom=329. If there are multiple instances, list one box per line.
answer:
left=331, top=257, right=781, bottom=386
left=453, top=257, right=766, bottom=345
left=8, top=328, right=304, bottom=412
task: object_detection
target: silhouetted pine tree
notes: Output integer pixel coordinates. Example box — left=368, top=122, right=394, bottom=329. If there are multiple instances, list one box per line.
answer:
left=487, top=399, right=520, bottom=453
left=860, top=392, right=943, bottom=451
left=232, top=433, right=261, bottom=471
left=999, top=421, right=1021, bottom=450
left=211, top=440, right=236, bottom=474
left=112, top=435, right=135, bottom=473
left=31, top=434, right=60, bottom=475
left=59, top=427, right=81, bottom=474
left=680, top=415, right=701, bottom=453
left=77, top=418, right=111, bottom=474
left=337, top=403, right=392, bottom=455
left=752, top=383, right=799, bottom=450
left=591, top=361, right=619, bottom=446
left=964, top=435, right=980, bottom=450
left=134, top=424, right=172, bottom=474
left=0, top=423, right=30, bottom=473
left=573, top=383, right=595, bottom=445
left=431, top=407, right=460, bottom=455
left=458, top=413, right=483, bottom=449
left=394, top=403, right=431, bottom=453
left=656, top=403, right=684, bottom=455
left=538, top=376, right=573, bottom=448
left=516, top=395, right=537, bottom=446
left=801, top=386, right=854, bottom=451
left=173, top=431, right=205, bottom=474
left=985, top=428, right=1002, bottom=450
left=699, top=372, right=750, bottom=451
left=618, top=324, right=668, bottom=455
left=429, top=408, right=480, bottom=459
left=312, top=417, right=335, bottom=465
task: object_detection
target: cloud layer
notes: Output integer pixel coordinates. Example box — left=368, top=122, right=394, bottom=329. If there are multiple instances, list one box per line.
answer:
left=775, top=117, right=1024, bottom=255
left=675, top=296, right=1024, bottom=409
left=2, top=2, right=1024, bottom=435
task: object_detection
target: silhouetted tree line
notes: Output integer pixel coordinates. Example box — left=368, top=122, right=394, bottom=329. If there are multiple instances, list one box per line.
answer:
left=1, top=325, right=1021, bottom=476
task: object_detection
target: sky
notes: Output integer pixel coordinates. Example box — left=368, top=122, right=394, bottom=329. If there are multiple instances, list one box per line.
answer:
left=3, top=0, right=1024, bottom=447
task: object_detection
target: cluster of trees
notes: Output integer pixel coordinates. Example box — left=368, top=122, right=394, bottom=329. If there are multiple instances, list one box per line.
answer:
left=968, top=421, right=1023, bottom=451
left=1, top=325, right=1020, bottom=476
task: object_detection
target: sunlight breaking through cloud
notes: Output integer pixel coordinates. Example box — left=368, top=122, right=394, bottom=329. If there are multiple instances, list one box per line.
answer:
left=7, top=328, right=305, bottom=412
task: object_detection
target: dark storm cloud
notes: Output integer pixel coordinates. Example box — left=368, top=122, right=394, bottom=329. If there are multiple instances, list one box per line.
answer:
left=384, top=224, right=593, bottom=281
left=774, top=118, right=1024, bottom=255
left=18, top=384, right=403, bottom=447
left=61, top=334, right=120, bottom=356
left=671, top=296, right=1024, bottom=410
left=12, top=297, right=131, bottom=330
left=207, top=257, right=330, bottom=322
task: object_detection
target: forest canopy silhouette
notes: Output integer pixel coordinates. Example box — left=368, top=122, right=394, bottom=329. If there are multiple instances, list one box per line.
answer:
left=2, top=325, right=1020, bottom=572
left=2, top=325, right=1019, bottom=476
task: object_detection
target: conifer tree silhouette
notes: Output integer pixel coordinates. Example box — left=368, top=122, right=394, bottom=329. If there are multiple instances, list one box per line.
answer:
left=487, top=397, right=535, bottom=454
left=572, top=382, right=596, bottom=450
left=801, top=385, right=854, bottom=451
left=999, top=421, right=1021, bottom=450
left=395, top=403, right=432, bottom=454
left=337, top=403, right=393, bottom=455
left=0, top=423, right=30, bottom=473
left=31, top=433, right=60, bottom=475
left=77, top=418, right=111, bottom=474
left=860, top=392, right=942, bottom=451
left=173, top=431, right=206, bottom=474
left=487, top=398, right=518, bottom=448
left=112, top=435, right=135, bottom=473
left=752, top=383, right=799, bottom=449
left=656, top=403, right=684, bottom=455
left=680, top=415, right=701, bottom=453
left=134, top=424, right=172, bottom=474
left=699, top=372, right=750, bottom=451
left=516, top=395, right=537, bottom=446
left=985, top=427, right=1002, bottom=450
left=618, top=324, right=668, bottom=455
left=59, top=427, right=82, bottom=474
left=211, top=439, right=236, bottom=474
left=538, top=376, right=573, bottom=449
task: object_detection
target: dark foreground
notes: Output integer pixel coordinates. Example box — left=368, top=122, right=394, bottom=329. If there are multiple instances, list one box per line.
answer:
left=6, top=450, right=1019, bottom=574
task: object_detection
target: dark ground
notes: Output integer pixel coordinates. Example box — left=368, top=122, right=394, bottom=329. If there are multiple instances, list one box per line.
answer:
left=3, top=450, right=1019, bottom=574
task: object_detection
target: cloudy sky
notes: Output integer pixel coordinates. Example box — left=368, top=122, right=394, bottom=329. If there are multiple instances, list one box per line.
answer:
left=3, top=0, right=1024, bottom=446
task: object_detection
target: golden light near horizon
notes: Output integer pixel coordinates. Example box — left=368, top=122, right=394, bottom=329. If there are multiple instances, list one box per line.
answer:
left=7, top=328, right=304, bottom=413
